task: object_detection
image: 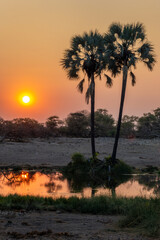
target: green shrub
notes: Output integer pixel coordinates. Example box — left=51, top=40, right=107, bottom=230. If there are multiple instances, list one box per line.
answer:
left=113, top=159, right=133, bottom=175
left=105, top=157, right=133, bottom=175
left=71, top=153, right=86, bottom=164
left=63, top=153, right=90, bottom=185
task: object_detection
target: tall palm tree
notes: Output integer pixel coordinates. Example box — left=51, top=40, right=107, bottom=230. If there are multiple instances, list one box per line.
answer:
left=104, top=23, right=156, bottom=164
left=61, top=31, right=112, bottom=160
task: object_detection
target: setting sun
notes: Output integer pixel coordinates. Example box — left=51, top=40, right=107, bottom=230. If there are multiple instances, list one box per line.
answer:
left=22, top=96, right=30, bottom=103
left=17, top=92, right=34, bottom=106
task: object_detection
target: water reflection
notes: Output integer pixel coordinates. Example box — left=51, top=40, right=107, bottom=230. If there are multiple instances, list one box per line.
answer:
left=0, top=170, right=159, bottom=198
left=0, top=171, right=35, bottom=187
left=134, top=174, right=160, bottom=195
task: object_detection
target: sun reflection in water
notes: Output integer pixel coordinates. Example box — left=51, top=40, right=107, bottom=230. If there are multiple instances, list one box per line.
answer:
left=21, top=172, right=29, bottom=180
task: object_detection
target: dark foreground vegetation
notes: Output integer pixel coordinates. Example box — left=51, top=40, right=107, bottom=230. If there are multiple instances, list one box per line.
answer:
left=0, top=107, right=160, bottom=141
left=0, top=194, right=159, bottom=237
left=62, top=153, right=133, bottom=196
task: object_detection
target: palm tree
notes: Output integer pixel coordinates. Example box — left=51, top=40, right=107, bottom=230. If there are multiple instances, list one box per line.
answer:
left=104, top=23, right=156, bottom=164
left=61, top=31, right=112, bottom=160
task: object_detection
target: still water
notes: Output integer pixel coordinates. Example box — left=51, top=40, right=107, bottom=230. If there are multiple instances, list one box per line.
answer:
left=0, top=170, right=159, bottom=198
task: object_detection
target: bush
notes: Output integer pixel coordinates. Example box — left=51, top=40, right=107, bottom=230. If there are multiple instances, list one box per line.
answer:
left=113, top=159, right=133, bottom=175
left=71, top=153, right=86, bottom=164
left=105, top=157, right=133, bottom=175
left=65, top=111, right=89, bottom=137
left=63, top=153, right=90, bottom=178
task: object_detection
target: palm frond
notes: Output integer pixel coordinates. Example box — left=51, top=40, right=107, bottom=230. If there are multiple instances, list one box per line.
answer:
left=77, top=79, right=85, bottom=93
left=71, top=35, right=85, bottom=50
left=61, top=57, right=70, bottom=69
left=85, top=83, right=92, bottom=104
left=122, top=23, right=145, bottom=45
left=122, top=24, right=134, bottom=42
left=107, top=58, right=121, bottom=77
left=130, top=72, right=136, bottom=86
left=128, top=54, right=138, bottom=69
left=109, top=23, right=122, bottom=37
left=138, top=42, right=154, bottom=59
left=138, top=42, right=156, bottom=70
left=106, top=43, right=117, bottom=55
left=67, top=67, right=79, bottom=79
left=134, top=22, right=145, bottom=41
left=104, top=74, right=113, bottom=87
left=104, top=34, right=116, bottom=44
left=147, top=54, right=156, bottom=66
left=143, top=61, right=154, bottom=71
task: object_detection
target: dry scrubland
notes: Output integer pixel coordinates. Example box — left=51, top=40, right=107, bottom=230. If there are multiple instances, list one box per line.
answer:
left=0, top=137, right=160, bottom=167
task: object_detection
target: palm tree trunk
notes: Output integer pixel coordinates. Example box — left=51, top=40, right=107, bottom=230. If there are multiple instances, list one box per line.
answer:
left=90, top=73, right=96, bottom=159
left=111, top=187, right=116, bottom=198
left=111, top=65, right=128, bottom=164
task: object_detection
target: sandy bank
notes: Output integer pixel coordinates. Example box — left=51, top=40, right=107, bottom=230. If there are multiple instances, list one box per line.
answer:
left=0, top=137, right=159, bottom=168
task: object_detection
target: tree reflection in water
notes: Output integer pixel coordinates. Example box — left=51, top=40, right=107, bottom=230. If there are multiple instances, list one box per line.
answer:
left=0, top=169, right=159, bottom=198
left=44, top=172, right=63, bottom=193
left=0, top=170, right=36, bottom=188
left=63, top=169, right=132, bottom=198
left=137, top=174, right=160, bottom=196
left=0, top=169, right=131, bottom=198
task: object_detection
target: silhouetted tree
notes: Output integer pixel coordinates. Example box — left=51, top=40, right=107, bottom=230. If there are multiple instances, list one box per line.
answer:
left=46, top=116, right=63, bottom=136
left=137, top=108, right=160, bottom=138
left=12, top=118, right=44, bottom=139
left=152, top=108, right=160, bottom=137
left=2, top=120, right=14, bottom=140
left=104, top=23, right=155, bottom=163
left=94, top=109, right=115, bottom=137
left=1, top=118, right=45, bottom=140
left=61, top=31, right=112, bottom=159
left=120, top=115, right=138, bottom=138
left=65, top=111, right=89, bottom=137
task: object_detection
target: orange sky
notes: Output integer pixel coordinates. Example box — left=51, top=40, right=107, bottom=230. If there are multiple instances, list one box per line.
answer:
left=0, top=0, right=159, bottom=122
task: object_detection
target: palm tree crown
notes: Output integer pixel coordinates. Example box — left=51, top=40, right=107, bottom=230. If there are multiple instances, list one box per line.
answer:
left=104, top=22, right=155, bottom=82
left=61, top=31, right=112, bottom=103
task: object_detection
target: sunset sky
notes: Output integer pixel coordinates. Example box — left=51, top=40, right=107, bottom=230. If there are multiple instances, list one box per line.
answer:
left=0, top=0, right=159, bottom=122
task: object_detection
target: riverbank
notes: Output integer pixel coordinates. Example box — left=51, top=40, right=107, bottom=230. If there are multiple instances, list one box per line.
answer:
left=0, top=137, right=160, bottom=168
left=0, top=195, right=159, bottom=239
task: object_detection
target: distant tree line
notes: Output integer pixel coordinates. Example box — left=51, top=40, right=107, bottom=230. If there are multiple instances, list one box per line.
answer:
left=0, top=108, right=160, bottom=141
